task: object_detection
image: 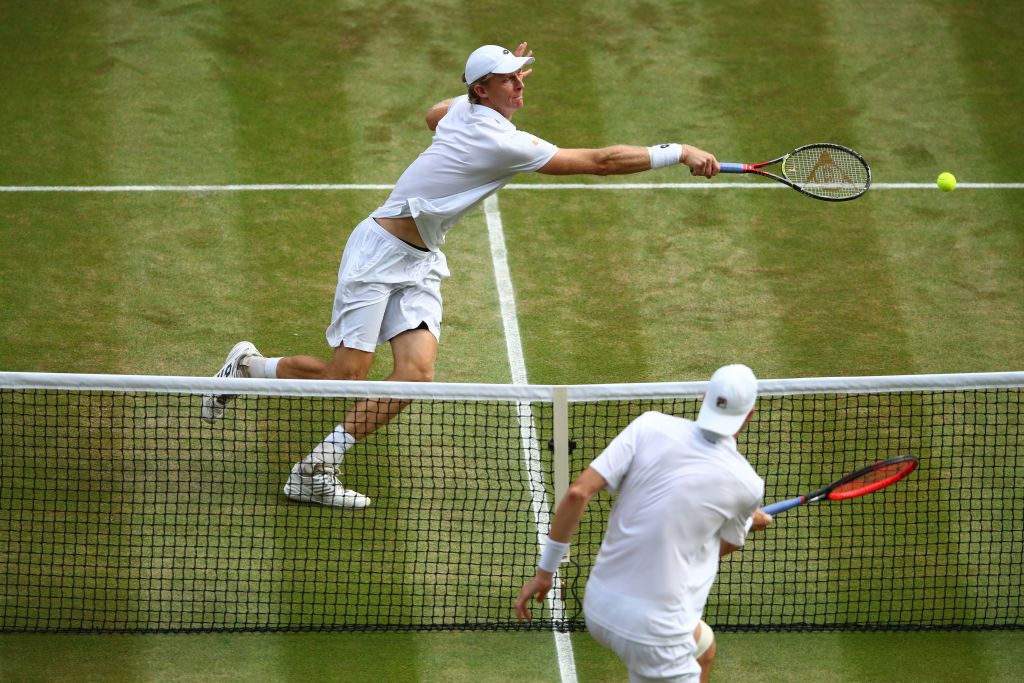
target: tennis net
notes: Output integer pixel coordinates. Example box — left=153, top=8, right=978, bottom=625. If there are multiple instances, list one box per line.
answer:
left=1, top=371, right=1021, bottom=632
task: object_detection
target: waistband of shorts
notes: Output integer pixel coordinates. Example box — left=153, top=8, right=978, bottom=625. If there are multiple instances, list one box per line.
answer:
left=362, top=216, right=434, bottom=259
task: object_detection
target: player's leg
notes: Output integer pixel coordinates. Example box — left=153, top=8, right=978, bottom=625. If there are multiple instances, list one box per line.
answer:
left=280, top=342, right=377, bottom=508
left=279, top=333, right=383, bottom=508
left=199, top=218, right=380, bottom=420
left=340, top=326, right=436, bottom=437
left=279, top=216, right=396, bottom=507
left=304, top=326, right=435, bottom=467
left=284, top=330, right=435, bottom=508
left=331, top=243, right=444, bottom=442
left=286, top=239, right=443, bottom=509
left=273, top=341, right=375, bottom=381
left=200, top=343, right=350, bottom=420
left=694, top=620, right=716, bottom=683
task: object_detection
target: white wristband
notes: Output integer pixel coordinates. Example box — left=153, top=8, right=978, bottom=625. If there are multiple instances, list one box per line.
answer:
left=649, top=143, right=683, bottom=169
left=538, top=537, right=570, bottom=573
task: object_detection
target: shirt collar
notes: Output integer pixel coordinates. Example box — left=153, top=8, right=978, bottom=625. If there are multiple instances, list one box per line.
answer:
left=470, top=102, right=514, bottom=127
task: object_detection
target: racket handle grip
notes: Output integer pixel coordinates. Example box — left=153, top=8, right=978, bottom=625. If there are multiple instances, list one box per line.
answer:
left=719, top=163, right=747, bottom=174
left=762, top=496, right=805, bottom=515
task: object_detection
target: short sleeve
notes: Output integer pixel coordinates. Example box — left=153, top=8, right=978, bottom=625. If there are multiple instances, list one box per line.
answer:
left=719, top=495, right=762, bottom=547
left=494, top=129, right=559, bottom=173
left=588, top=413, right=650, bottom=493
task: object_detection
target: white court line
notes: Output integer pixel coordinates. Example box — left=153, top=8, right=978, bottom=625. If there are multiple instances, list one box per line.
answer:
left=0, top=182, right=1022, bottom=192
left=484, top=194, right=578, bottom=683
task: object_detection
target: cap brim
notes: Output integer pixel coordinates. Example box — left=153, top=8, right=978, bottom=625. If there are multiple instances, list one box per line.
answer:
left=491, top=55, right=533, bottom=75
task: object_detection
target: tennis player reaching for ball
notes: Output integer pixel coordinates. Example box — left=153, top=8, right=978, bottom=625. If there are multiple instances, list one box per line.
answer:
left=200, top=42, right=720, bottom=509
left=516, top=364, right=772, bottom=683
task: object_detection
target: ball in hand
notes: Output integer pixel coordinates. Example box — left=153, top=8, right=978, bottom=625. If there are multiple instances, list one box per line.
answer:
left=937, top=172, right=957, bottom=192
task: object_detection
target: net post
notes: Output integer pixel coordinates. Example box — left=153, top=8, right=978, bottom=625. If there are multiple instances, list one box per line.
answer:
left=552, top=385, right=570, bottom=509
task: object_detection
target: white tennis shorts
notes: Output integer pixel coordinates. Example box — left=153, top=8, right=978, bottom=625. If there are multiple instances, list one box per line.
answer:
left=586, top=620, right=701, bottom=683
left=325, top=217, right=449, bottom=352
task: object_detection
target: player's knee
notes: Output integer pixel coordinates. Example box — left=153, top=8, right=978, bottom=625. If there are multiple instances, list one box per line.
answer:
left=695, top=619, right=716, bottom=664
left=394, top=363, right=434, bottom=383
left=329, top=366, right=370, bottom=381
left=325, top=344, right=375, bottom=380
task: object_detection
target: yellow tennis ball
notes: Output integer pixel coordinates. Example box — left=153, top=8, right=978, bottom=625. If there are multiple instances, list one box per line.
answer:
left=937, top=172, right=957, bottom=192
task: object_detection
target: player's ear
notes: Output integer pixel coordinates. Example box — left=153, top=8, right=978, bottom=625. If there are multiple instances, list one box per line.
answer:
left=472, top=78, right=489, bottom=100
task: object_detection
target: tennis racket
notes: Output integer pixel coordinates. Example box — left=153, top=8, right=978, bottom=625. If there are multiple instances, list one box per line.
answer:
left=720, top=143, right=871, bottom=201
left=763, top=455, right=918, bottom=515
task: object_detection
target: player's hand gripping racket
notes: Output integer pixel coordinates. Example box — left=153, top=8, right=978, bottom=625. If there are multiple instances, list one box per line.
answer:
left=720, top=143, right=871, bottom=201
left=763, top=455, right=918, bottom=515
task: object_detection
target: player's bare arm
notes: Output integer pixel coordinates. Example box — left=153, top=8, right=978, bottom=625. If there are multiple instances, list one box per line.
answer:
left=425, top=98, right=453, bottom=131
left=537, top=144, right=720, bottom=177
left=514, top=467, right=607, bottom=621
left=720, top=510, right=772, bottom=557
left=719, top=539, right=742, bottom=557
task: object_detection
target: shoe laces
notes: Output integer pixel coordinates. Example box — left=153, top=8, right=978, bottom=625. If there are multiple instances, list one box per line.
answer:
left=213, top=359, right=245, bottom=399
left=310, top=463, right=340, bottom=486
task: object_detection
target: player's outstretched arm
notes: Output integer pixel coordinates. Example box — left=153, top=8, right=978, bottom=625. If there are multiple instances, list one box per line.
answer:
left=537, top=144, right=719, bottom=178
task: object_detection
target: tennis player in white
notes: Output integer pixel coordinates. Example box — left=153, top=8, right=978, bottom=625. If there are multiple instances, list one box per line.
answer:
left=200, top=42, right=721, bottom=509
left=516, top=364, right=772, bottom=683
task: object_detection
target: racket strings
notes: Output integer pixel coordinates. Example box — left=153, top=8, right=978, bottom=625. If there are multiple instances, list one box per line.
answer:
left=783, top=146, right=870, bottom=199
left=831, top=462, right=907, bottom=494
left=829, top=459, right=918, bottom=499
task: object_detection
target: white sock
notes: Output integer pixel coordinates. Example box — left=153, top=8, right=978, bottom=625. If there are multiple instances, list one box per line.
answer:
left=299, top=426, right=355, bottom=469
left=241, top=356, right=280, bottom=379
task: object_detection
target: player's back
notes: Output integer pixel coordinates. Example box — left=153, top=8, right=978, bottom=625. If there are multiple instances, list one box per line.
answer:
left=584, top=412, right=763, bottom=642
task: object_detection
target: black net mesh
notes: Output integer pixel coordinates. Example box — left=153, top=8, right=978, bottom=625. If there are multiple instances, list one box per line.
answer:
left=0, top=379, right=1020, bottom=633
left=566, top=389, right=1022, bottom=632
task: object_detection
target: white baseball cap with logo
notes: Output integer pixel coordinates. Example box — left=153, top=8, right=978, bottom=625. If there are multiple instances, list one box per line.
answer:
left=696, top=364, right=758, bottom=436
left=463, top=45, right=535, bottom=86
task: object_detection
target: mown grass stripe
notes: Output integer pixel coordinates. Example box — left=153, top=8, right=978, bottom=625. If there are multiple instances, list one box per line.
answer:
left=821, top=4, right=1011, bottom=678
left=825, top=0, right=1024, bottom=376
left=692, top=0, right=919, bottom=377
left=95, top=2, right=254, bottom=375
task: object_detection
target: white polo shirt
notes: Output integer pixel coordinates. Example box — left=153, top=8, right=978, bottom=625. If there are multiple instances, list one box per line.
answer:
left=583, top=411, right=764, bottom=646
left=372, top=95, right=558, bottom=251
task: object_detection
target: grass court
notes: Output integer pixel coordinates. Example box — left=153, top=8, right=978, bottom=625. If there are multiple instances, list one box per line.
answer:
left=1, top=1, right=1022, bottom=680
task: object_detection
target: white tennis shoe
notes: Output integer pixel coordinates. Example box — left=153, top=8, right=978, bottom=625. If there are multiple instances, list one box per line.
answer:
left=200, top=341, right=261, bottom=423
left=284, top=463, right=371, bottom=509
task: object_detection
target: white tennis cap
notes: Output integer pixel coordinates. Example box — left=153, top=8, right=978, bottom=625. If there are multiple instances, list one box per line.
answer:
left=696, top=364, right=758, bottom=436
left=463, top=45, right=534, bottom=85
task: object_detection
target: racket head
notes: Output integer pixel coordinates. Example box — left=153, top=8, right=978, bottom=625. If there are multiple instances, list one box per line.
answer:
left=826, top=455, right=918, bottom=501
left=781, top=143, right=872, bottom=201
